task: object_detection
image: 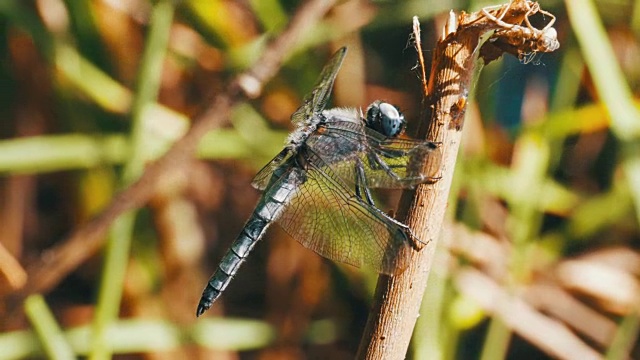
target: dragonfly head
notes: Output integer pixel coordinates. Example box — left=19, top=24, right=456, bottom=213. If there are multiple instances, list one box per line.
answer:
left=365, top=101, right=406, bottom=138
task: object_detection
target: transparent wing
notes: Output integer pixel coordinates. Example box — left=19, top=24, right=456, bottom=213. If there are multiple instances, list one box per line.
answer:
left=309, top=120, right=442, bottom=189
left=252, top=149, right=292, bottom=191
left=290, top=47, right=347, bottom=127
left=275, top=150, right=414, bottom=275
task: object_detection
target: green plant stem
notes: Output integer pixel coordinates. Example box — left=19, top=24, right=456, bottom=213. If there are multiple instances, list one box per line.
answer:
left=0, top=317, right=278, bottom=359
left=24, top=295, right=75, bottom=360
left=88, top=2, right=175, bottom=360
left=479, top=319, right=511, bottom=360
left=0, top=128, right=287, bottom=175
left=412, top=243, right=448, bottom=360
left=605, top=310, right=640, bottom=360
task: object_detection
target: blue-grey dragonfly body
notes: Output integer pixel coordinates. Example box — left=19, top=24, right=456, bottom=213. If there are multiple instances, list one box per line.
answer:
left=197, top=47, right=441, bottom=317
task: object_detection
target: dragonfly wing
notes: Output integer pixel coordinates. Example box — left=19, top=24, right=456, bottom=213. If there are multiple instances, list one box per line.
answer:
left=290, top=48, right=347, bottom=127
left=274, top=150, right=414, bottom=274
left=313, top=120, right=442, bottom=189
left=252, top=148, right=292, bottom=191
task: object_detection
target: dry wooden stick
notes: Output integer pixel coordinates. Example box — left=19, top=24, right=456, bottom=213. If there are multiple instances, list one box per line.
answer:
left=357, top=1, right=560, bottom=358
left=5, top=0, right=337, bottom=315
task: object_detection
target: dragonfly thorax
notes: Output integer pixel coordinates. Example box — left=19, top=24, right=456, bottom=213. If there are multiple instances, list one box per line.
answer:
left=365, top=101, right=406, bottom=138
left=286, top=113, right=324, bottom=149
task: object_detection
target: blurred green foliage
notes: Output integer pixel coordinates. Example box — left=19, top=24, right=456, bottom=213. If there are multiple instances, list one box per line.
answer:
left=1, top=0, right=639, bottom=359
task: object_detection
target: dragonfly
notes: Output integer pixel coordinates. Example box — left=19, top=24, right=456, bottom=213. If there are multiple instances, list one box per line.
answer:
left=197, top=47, right=441, bottom=317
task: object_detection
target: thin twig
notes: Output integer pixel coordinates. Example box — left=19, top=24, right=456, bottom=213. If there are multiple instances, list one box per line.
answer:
left=0, top=240, right=26, bottom=289
left=411, top=16, right=428, bottom=96
left=7, top=0, right=337, bottom=313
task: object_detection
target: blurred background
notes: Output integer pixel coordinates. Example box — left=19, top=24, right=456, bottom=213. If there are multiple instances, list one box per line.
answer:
left=1, top=0, right=639, bottom=359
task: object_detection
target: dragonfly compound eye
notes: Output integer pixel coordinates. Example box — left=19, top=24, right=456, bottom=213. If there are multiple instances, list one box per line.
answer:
left=366, top=101, right=406, bottom=137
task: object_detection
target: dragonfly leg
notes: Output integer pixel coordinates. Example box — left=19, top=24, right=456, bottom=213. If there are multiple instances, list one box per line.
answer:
left=367, top=197, right=426, bottom=250
left=366, top=151, right=401, bottom=179
left=354, top=159, right=426, bottom=249
left=366, top=148, right=405, bottom=168
left=355, top=158, right=376, bottom=206
left=366, top=151, right=427, bottom=184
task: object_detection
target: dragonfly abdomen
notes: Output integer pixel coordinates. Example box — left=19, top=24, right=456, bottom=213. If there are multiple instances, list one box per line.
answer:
left=197, top=172, right=299, bottom=317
